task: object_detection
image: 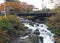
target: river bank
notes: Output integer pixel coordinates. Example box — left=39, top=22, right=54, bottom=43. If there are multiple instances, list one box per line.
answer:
left=0, top=15, right=56, bottom=43
left=45, top=19, right=60, bottom=43
left=9, top=16, right=55, bottom=43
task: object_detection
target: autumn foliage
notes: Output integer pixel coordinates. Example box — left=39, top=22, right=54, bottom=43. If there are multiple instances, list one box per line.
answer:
left=0, top=15, right=25, bottom=43
left=46, top=6, right=60, bottom=36
left=0, top=2, right=24, bottom=13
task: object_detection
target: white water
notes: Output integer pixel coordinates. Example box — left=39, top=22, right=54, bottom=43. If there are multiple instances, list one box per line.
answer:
left=22, top=23, right=55, bottom=43
left=20, top=35, right=29, bottom=39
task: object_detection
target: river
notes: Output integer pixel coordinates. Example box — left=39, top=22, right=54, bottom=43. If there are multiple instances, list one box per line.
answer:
left=23, top=23, right=54, bottom=43
left=19, top=17, right=55, bottom=43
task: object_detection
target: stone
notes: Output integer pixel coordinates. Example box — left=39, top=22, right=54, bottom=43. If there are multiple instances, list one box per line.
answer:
left=39, top=36, right=43, bottom=43
left=33, top=29, right=40, bottom=35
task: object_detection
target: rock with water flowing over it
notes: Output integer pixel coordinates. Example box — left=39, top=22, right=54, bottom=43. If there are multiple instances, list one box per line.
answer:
left=19, top=34, right=39, bottom=43
left=39, top=36, right=43, bottom=43
left=28, top=34, right=39, bottom=43
left=33, top=29, right=40, bottom=35
left=18, top=29, right=32, bottom=37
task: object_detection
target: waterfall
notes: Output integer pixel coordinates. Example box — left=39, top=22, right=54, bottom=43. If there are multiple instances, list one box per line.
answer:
left=23, top=23, right=55, bottom=43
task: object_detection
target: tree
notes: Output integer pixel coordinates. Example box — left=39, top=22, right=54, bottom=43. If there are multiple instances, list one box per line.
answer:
left=0, top=2, right=24, bottom=14
left=0, top=15, right=26, bottom=43
left=46, top=6, right=60, bottom=35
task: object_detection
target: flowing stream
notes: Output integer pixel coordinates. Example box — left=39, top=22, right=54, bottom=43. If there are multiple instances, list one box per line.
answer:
left=19, top=17, right=55, bottom=43
left=22, top=23, right=55, bottom=43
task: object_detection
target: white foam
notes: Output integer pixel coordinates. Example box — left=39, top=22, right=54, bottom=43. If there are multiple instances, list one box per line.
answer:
left=23, top=23, right=55, bottom=43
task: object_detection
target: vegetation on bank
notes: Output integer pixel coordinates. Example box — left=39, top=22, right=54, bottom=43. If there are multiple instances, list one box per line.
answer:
left=45, top=6, right=60, bottom=36
left=45, top=6, right=60, bottom=43
left=0, top=15, right=26, bottom=43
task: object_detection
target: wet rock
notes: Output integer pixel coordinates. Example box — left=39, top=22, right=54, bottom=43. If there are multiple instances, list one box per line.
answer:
left=54, top=41, right=57, bottom=43
left=33, top=29, right=40, bottom=35
left=29, top=23, right=34, bottom=26
left=25, top=27, right=28, bottom=29
left=18, top=29, right=32, bottom=37
left=29, top=34, right=39, bottom=43
left=11, top=34, right=39, bottom=43
left=39, top=36, right=43, bottom=43
left=41, top=25, right=43, bottom=27
left=19, top=38, right=32, bottom=43
left=35, top=23, right=39, bottom=26
left=47, top=28, right=52, bottom=30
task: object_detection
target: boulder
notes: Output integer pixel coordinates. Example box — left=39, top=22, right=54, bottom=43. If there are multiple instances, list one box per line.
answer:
left=39, top=36, right=43, bottom=43
left=33, top=29, right=40, bottom=35
left=29, top=34, right=39, bottom=43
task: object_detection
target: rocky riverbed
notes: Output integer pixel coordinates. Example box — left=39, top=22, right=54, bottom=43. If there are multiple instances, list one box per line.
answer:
left=10, top=29, right=40, bottom=43
left=10, top=17, right=55, bottom=43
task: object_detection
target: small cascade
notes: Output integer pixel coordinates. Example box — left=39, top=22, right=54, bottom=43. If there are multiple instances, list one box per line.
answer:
left=23, top=23, right=55, bottom=43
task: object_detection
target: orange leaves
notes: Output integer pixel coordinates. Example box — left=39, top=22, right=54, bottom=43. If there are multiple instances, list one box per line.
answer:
left=0, top=2, right=23, bottom=13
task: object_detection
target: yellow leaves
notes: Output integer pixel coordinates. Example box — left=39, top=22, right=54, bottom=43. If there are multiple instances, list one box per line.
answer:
left=0, top=15, right=7, bottom=21
left=3, top=15, right=7, bottom=19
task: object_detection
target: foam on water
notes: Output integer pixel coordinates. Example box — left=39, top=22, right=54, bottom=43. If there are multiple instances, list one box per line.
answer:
left=23, top=23, right=55, bottom=43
